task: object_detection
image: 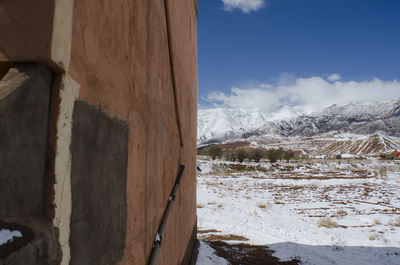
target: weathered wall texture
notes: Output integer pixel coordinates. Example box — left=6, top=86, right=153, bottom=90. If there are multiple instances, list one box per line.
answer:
left=0, top=64, right=53, bottom=217
left=69, top=0, right=198, bottom=264
left=0, top=0, right=198, bottom=264
left=0, top=64, right=61, bottom=265
left=70, top=101, right=128, bottom=265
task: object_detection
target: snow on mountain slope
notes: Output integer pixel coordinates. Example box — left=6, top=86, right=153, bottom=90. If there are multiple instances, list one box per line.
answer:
left=289, top=99, right=400, bottom=137
left=312, top=100, right=396, bottom=119
left=197, top=108, right=266, bottom=144
left=252, top=132, right=400, bottom=157
left=197, top=99, right=400, bottom=144
left=197, top=105, right=303, bottom=144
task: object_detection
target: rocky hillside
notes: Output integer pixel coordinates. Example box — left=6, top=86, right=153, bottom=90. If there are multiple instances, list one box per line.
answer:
left=198, top=99, right=400, bottom=145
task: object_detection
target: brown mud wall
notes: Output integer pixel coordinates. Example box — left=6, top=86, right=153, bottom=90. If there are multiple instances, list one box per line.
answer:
left=0, top=0, right=197, bottom=264
left=69, top=0, right=198, bottom=264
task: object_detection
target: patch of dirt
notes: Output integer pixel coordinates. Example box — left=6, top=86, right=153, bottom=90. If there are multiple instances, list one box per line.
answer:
left=217, top=141, right=251, bottom=150
left=224, top=163, right=269, bottom=173
left=207, top=241, right=301, bottom=265
left=201, top=234, right=249, bottom=241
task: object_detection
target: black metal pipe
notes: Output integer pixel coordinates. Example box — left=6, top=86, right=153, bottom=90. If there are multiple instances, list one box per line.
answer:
left=148, top=165, right=185, bottom=265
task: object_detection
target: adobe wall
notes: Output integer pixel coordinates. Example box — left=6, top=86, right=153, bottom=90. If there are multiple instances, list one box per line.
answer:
left=0, top=0, right=198, bottom=264
left=69, top=0, right=198, bottom=264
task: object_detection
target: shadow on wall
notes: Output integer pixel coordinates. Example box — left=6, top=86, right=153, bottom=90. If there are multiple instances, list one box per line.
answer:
left=206, top=241, right=400, bottom=265
left=0, top=63, right=13, bottom=80
left=0, top=63, right=61, bottom=264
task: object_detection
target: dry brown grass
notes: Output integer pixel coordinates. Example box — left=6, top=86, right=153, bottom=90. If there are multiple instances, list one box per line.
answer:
left=378, top=166, right=387, bottom=178
left=271, top=172, right=372, bottom=180
left=202, top=234, right=249, bottom=241
left=363, top=187, right=372, bottom=197
left=257, top=202, right=272, bottom=211
left=205, top=181, right=219, bottom=187
left=197, top=203, right=205, bottom=208
left=222, top=163, right=269, bottom=173
left=373, top=219, right=381, bottom=225
left=334, top=209, right=347, bottom=218
left=279, top=165, right=295, bottom=172
left=317, top=217, right=338, bottom=228
left=369, top=233, right=379, bottom=241
left=394, top=217, right=400, bottom=227
left=197, top=229, right=220, bottom=234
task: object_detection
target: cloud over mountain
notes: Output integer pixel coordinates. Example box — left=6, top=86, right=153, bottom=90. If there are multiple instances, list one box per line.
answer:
left=206, top=74, right=400, bottom=114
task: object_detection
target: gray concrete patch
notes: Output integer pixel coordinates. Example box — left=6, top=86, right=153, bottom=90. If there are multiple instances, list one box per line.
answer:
left=70, top=101, right=128, bottom=265
left=0, top=63, right=53, bottom=217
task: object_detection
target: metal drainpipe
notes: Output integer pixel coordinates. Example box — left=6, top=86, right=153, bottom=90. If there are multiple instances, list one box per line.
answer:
left=148, top=165, right=185, bottom=265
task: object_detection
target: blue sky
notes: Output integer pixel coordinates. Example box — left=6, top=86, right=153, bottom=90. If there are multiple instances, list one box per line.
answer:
left=198, top=0, right=400, bottom=111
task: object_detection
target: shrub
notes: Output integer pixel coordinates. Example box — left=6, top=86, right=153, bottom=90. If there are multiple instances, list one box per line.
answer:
left=335, top=209, right=347, bottom=217
left=369, top=233, right=379, bottom=241
left=266, top=148, right=281, bottom=163
left=224, top=150, right=237, bottom=162
left=378, top=166, right=387, bottom=179
left=236, top=149, right=247, bottom=163
left=373, top=219, right=381, bottom=225
left=282, top=149, right=295, bottom=162
left=249, top=148, right=265, bottom=162
left=394, top=217, right=400, bottom=227
left=197, top=148, right=208, bottom=156
left=257, top=202, right=272, bottom=211
left=208, top=146, right=223, bottom=160
left=317, top=217, right=338, bottom=228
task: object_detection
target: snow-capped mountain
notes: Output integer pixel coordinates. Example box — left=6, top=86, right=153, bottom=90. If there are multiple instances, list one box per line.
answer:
left=197, top=108, right=267, bottom=144
left=197, top=105, right=302, bottom=144
left=197, top=99, right=400, bottom=145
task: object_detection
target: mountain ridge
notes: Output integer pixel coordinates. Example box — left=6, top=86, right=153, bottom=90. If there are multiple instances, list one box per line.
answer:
left=198, top=99, right=400, bottom=145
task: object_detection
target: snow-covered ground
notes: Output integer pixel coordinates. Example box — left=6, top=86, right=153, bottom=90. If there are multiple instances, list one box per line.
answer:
left=0, top=229, right=22, bottom=245
left=196, top=156, right=400, bottom=265
left=196, top=241, right=229, bottom=265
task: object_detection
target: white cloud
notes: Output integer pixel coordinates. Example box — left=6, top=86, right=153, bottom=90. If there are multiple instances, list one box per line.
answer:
left=327, top=73, right=341, bottom=82
left=206, top=74, right=400, bottom=113
left=221, top=0, right=265, bottom=13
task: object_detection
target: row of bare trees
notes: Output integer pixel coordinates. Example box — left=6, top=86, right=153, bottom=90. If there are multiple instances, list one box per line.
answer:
left=205, top=146, right=296, bottom=163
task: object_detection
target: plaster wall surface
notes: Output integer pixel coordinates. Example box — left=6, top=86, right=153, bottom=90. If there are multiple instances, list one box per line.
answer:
left=70, top=101, right=128, bottom=265
left=0, top=0, right=197, bottom=263
left=0, top=64, right=53, bottom=217
left=0, top=64, right=62, bottom=265
left=69, top=0, right=198, bottom=264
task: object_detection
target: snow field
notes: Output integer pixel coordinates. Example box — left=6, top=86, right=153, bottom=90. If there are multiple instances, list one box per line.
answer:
left=196, top=157, right=400, bottom=265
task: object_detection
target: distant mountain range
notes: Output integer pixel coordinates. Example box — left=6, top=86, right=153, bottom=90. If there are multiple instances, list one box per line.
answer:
left=198, top=99, right=400, bottom=146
